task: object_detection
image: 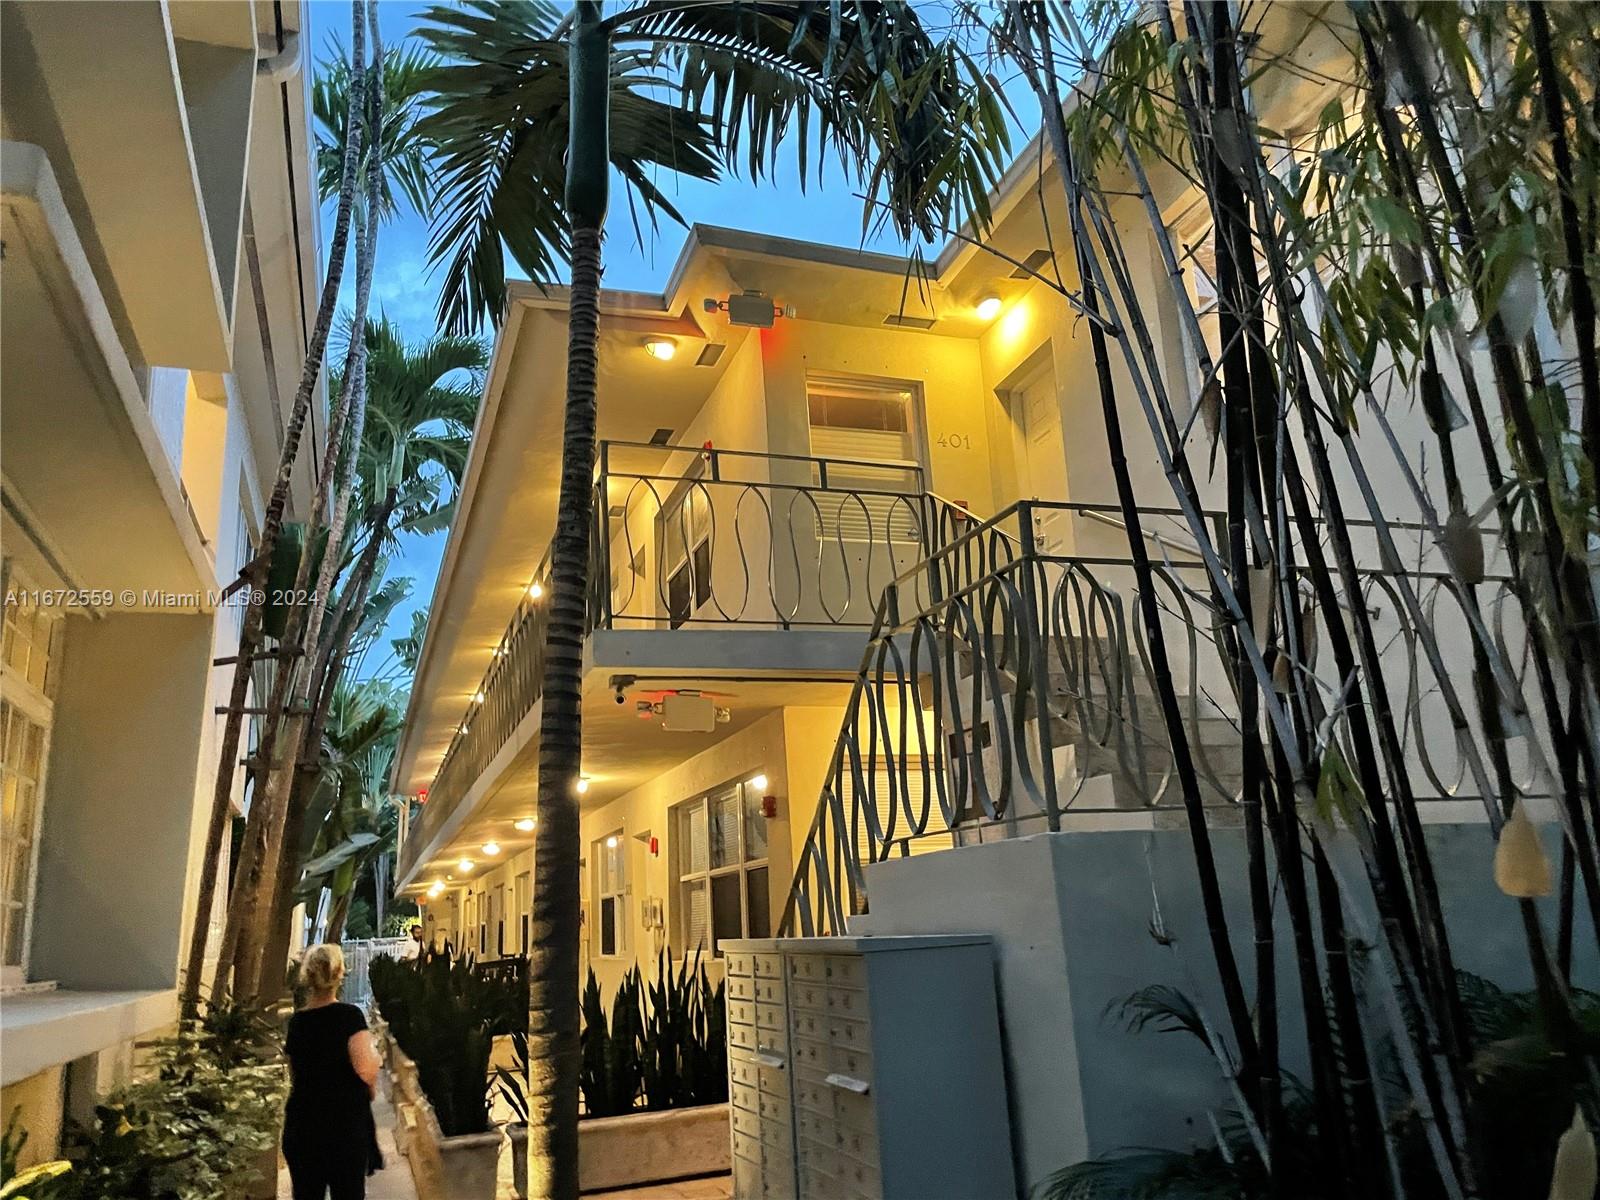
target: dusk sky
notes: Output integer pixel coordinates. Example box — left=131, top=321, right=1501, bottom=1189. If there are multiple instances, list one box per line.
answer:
left=308, top=1, right=1040, bottom=669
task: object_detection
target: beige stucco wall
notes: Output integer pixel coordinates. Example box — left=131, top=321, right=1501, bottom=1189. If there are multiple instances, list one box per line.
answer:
left=758, top=317, right=1001, bottom=516
left=0, top=1067, right=64, bottom=1169
left=573, top=708, right=792, bottom=1000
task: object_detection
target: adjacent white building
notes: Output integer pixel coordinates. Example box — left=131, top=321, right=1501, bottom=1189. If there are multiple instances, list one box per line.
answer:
left=0, top=0, right=323, bottom=1165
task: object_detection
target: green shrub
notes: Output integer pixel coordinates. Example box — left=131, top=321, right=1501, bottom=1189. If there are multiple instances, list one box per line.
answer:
left=370, top=943, right=495, bottom=1136
left=1039, top=973, right=1600, bottom=1200
left=572, top=950, right=727, bottom=1119
left=9, top=1001, right=286, bottom=1200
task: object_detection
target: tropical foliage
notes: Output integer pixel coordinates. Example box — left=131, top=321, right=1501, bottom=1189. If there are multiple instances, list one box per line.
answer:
left=1042, top=974, right=1600, bottom=1200
left=574, top=953, right=726, bottom=1119
left=369, top=944, right=526, bottom=1137
left=957, top=1, right=1600, bottom=1195
left=7, top=1004, right=284, bottom=1200
left=413, top=0, right=1012, bottom=333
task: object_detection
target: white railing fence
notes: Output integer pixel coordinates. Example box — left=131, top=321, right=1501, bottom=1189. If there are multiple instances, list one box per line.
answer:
left=340, top=937, right=410, bottom=1011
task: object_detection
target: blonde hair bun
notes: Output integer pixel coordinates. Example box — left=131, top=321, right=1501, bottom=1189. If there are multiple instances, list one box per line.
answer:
left=302, top=943, right=346, bottom=994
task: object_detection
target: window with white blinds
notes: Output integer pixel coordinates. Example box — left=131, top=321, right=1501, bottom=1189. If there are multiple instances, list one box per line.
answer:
left=806, top=377, right=924, bottom=544
left=840, top=767, right=955, bottom=868
left=1, top=580, right=58, bottom=986
left=595, top=832, right=626, bottom=957
left=675, top=780, right=770, bottom=957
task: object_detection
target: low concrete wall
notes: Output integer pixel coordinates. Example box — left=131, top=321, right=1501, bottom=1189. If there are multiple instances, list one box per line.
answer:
left=860, top=813, right=1591, bottom=1195
left=578, top=1103, right=731, bottom=1194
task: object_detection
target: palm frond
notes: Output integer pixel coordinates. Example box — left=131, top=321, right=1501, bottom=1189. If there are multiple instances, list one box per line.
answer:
left=1108, top=984, right=1213, bottom=1048
left=414, top=1, right=721, bottom=333
left=314, top=39, right=437, bottom=217
left=618, top=1, right=1012, bottom=243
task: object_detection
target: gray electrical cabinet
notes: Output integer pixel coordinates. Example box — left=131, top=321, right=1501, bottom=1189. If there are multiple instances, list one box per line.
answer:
left=723, top=935, right=1015, bottom=1200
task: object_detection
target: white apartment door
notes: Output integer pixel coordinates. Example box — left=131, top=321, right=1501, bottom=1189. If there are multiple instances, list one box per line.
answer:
left=1011, top=363, right=1071, bottom=554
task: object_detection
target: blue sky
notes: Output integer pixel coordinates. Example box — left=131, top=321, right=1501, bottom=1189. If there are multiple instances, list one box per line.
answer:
left=308, top=1, right=1038, bottom=670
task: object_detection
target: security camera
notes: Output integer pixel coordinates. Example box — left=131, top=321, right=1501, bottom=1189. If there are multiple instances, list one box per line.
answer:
left=610, top=674, right=635, bottom=705
left=615, top=688, right=627, bottom=705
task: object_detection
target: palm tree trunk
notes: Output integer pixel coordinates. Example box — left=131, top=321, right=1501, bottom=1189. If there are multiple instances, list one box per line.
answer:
left=179, top=0, right=367, bottom=1018
left=258, top=493, right=395, bottom=1004
left=528, top=7, right=607, bottom=1197
left=325, top=886, right=355, bottom=945
left=236, top=6, right=386, bottom=998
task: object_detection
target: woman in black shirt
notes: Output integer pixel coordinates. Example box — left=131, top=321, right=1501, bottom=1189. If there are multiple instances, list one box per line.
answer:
left=283, top=944, right=382, bottom=1200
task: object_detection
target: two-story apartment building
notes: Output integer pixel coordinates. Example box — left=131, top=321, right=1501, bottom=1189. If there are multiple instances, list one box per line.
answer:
left=388, top=203, right=1167, bottom=992
left=0, top=0, right=322, bottom=1164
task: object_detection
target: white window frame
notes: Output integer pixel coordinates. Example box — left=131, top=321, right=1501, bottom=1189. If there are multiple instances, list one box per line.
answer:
left=673, top=778, right=771, bottom=958
left=803, top=373, right=927, bottom=545
left=1, top=574, right=61, bottom=989
left=594, top=830, right=626, bottom=958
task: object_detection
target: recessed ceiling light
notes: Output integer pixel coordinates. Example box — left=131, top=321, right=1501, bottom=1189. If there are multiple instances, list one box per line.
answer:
left=428, top=880, right=444, bottom=897
left=644, top=337, right=676, bottom=361
left=527, top=582, right=544, bottom=600
left=976, top=295, right=1003, bottom=321
left=514, top=817, right=536, bottom=833
left=458, top=858, right=475, bottom=873
left=482, top=841, right=501, bottom=856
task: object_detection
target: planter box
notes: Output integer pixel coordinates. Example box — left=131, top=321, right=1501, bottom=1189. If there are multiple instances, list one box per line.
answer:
left=507, top=1123, right=528, bottom=1199
left=577, top=1103, right=731, bottom=1194
left=403, top=1089, right=504, bottom=1200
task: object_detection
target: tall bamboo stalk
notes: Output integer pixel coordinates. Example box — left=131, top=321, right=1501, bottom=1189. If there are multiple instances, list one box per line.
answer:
left=1020, top=0, right=1265, bottom=1118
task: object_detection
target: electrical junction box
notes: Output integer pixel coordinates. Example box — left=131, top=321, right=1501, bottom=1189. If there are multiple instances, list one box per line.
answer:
left=660, top=693, right=717, bottom=732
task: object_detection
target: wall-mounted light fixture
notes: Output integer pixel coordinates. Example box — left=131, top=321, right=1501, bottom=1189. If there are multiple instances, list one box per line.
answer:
left=527, top=581, right=544, bottom=600
left=750, top=774, right=769, bottom=792
left=704, top=290, right=795, bottom=329
left=605, top=835, right=619, bottom=849
left=575, top=776, right=591, bottom=795
left=643, top=337, right=677, bottom=361
left=976, top=295, right=1003, bottom=321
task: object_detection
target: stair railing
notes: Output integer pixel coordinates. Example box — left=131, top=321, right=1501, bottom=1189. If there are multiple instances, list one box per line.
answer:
left=778, top=497, right=1546, bottom=936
